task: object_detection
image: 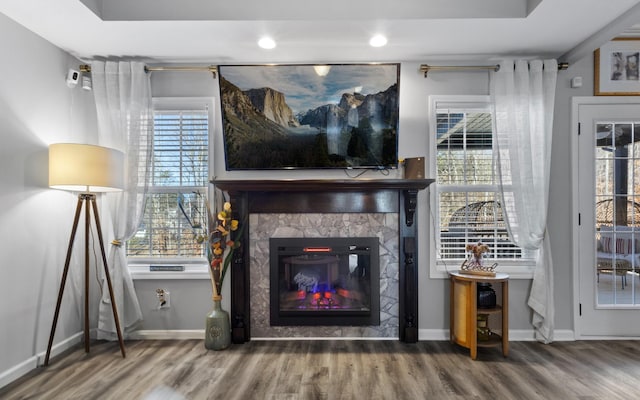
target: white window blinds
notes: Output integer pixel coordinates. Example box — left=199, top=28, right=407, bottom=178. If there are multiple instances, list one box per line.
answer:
left=435, top=103, right=523, bottom=260
left=127, top=106, right=210, bottom=259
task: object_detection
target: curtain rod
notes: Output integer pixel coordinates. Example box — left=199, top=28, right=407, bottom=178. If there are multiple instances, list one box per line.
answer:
left=79, top=64, right=218, bottom=78
left=420, top=62, right=569, bottom=77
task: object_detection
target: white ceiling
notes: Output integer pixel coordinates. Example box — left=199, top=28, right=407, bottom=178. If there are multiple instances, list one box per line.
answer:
left=1, top=0, right=640, bottom=65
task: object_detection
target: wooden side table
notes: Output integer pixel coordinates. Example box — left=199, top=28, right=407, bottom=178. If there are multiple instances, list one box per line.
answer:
left=449, top=271, right=509, bottom=360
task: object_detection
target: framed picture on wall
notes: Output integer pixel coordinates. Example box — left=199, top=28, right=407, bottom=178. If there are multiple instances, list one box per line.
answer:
left=594, top=38, right=640, bottom=96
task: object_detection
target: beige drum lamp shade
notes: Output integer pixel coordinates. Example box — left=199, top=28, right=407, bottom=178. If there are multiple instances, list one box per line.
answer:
left=49, top=143, right=124, bottom=192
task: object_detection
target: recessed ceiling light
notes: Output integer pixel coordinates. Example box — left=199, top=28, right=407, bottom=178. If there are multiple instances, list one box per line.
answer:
left=313, top=65, right=331, bottom=76
left=258, top=37, right=276, bottom=49
left=369, top=34, right=387, bottom=47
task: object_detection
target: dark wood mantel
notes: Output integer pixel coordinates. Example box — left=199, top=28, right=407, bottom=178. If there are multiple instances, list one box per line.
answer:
left=213, top=178, right=433, bottom=192
left=211, top=178, right=434, bottom=343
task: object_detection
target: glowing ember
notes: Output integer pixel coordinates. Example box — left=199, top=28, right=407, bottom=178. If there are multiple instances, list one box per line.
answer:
left=303, top=247, right=332, bottom=252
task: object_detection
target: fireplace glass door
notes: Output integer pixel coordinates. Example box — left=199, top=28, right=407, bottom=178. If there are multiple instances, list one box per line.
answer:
left=270, top=237, right=380, bottom=326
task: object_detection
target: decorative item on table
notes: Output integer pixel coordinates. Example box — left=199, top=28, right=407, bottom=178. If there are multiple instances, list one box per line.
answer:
left=477, top=314, right=491, bottom=341
left=477, top=283, right=497, bottom=309
left=459, top=241, right=498, bottom=277
left=179, top=194, right=243, bottom=350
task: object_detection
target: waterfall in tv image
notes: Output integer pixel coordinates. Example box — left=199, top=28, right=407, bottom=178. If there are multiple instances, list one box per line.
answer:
left=218, top=64, right=400, bottom=170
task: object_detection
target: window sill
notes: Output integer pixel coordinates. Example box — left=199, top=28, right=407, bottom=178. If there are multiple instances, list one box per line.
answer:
left=430, top=261, right=535, bottom=279
left=128, top=263, right=210, bottom=280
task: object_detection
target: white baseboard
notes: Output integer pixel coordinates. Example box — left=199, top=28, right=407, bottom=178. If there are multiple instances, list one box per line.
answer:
left=0, top=332, right=83, bottom=390
left=127, top=330, right=205, bottom=340
left=129, top=329, right=577, bottom=342
left=506, top=329, right=575, bottom=341
left=546, top=329, right=576, bottom=341
left=130, top=331, right=399, bottom=341
left=419, top=329, right=576, bottom=342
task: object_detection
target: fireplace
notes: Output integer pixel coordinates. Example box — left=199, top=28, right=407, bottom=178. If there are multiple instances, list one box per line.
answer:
left=211, top=179, right=433, bottom=343
left=270, top=237, right=380, bottom=326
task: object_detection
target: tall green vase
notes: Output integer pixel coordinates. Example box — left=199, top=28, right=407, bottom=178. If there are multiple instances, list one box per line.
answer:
left=205, top=295, right=231, bottom=350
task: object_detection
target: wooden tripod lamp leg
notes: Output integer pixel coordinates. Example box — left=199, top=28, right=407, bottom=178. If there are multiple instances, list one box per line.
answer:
left=44, top=195, right=84, bottom=366
left=84, top=195, right=90, bottom=354
left=90, top=196, right=126, bottom=358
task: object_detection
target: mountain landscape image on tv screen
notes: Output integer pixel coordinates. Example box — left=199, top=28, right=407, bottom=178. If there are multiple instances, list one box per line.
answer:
left=218, top=64, right=400, bottom=170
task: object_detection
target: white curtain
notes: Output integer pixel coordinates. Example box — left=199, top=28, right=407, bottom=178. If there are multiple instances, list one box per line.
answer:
left=91, top=61, right=153, bottom=339
left=491, top=59, right=558, bottom=343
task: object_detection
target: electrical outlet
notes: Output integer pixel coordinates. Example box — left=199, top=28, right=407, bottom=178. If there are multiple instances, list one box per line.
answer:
left=156, top=288, right=171, bottom=309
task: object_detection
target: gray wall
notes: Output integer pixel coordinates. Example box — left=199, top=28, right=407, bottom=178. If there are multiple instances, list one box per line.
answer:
left=133, top=280, right=213, bottom=330
left=550, top=55, right=596, bottom=333
left=0, top=13, right=98, bottom=378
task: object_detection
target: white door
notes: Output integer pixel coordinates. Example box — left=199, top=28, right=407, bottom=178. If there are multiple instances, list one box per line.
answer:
left=575, top=99, right=640, bottom=337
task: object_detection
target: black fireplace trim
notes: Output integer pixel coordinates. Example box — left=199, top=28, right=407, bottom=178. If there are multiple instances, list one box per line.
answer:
left=269, top=237, right=380, bottom=327
left=211, top=179, right=434, bottom=344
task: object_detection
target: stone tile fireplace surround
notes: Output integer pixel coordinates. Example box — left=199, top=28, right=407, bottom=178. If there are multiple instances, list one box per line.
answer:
left=212, top=179, right=433, bottom=343
left=254, top=214, right=391, bottom=338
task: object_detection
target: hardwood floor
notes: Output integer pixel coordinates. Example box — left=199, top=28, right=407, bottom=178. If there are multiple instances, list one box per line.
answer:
left=1, top=339, right=640, bottom=399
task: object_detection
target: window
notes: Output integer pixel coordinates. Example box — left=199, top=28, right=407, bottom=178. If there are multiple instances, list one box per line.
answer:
left=127, top=98, right=213, bottom=262
left=429, top=96, right=534, bottom=278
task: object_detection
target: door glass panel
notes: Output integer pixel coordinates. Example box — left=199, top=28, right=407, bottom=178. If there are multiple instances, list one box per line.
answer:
left=595, top=122, right=640, bottom=306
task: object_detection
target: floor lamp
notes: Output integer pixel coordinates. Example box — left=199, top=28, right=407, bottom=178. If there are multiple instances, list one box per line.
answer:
left=44, top=143, right=126, bottom=366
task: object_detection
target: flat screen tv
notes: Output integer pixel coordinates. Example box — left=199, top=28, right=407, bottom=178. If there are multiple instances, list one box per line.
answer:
left=218, top=63, right=400, bottom=170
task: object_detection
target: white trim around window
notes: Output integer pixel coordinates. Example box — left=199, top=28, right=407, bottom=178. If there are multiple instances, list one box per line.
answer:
left=127, top=97, right=215, bottom=280
left=428, top=95, right=535, bottom=279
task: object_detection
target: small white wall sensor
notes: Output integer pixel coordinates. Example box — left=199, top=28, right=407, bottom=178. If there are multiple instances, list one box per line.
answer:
left=66, top=69, right=80, bottom=88
left=571, top=76, right=583, bottom=88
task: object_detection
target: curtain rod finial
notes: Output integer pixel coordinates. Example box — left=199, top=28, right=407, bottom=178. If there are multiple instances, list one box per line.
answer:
left=420, top=64, right=430, bottom=78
